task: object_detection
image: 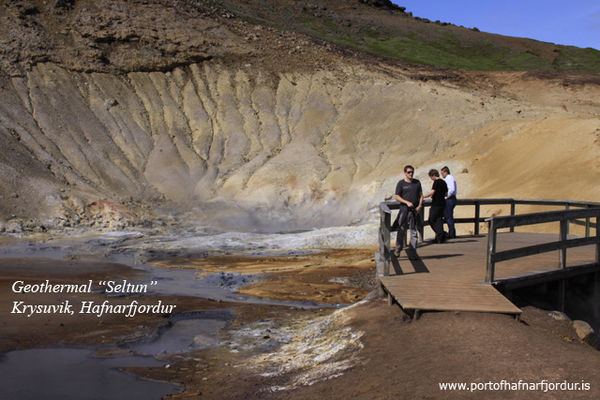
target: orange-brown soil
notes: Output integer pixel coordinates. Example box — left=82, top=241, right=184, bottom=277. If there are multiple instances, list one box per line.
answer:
left=152, top=249, right=377, bottom=304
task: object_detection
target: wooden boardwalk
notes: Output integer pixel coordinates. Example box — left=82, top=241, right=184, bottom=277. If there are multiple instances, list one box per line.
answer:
left=379, top=232, right=599, bottom=316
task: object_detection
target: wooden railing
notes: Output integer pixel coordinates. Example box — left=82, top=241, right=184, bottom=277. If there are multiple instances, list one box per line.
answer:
left=377, top=198, right=600, bottom=278
left=485, top=208, right=600, bottom=283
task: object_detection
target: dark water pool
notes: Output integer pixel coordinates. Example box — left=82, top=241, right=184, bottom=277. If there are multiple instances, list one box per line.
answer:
left=128, top=310, right=233, bottom=356
left=0, top=348, right=180, bottom=400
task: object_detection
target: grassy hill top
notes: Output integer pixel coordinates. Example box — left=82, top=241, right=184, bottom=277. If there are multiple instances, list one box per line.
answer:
left=222, top=0, right=600, bottom=73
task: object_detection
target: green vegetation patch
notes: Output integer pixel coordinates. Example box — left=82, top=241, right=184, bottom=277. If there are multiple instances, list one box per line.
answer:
left=297, top=13, right=600, bottom=72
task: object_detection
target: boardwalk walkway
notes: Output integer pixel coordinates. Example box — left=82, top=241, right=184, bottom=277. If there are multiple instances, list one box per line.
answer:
left=379, top=232, right=598, bottom=316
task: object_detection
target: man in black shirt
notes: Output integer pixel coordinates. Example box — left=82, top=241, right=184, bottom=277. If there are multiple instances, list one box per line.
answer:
left=392, top=165, right=423, bottom=259
left=424, top=169, right=448, bottom=244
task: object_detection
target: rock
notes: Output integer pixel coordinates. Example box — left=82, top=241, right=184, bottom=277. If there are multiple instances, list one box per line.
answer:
left=18, top=5, right=39, bottom=16
left=548, top=311, right=570, bottom=321
left=194, top=334, right=218, bottom=347
left=5, top=219, right=23, bottom=234
left=104, top=98, right=118, bottom=109
left=583, top=332, right=600, bottom=350
left=54, top=0, right=75, bottom=9
left=461, top=168, right=469, bottom=174
left=572, top=320, right=594, bottom=340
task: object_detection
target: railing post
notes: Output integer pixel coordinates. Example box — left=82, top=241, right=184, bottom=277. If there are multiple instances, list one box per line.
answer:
left=509, top=201, right=516, bottom=232
left=559, top=280, right=566, bottom=312
left=418, top=207, right=425, bottom=242
left=585, top=215, right=591, bottom=238
left=559, top=217, right=568, bottom=269
left=565, top=203, right=570, bottom=236
left=560, top=202, right=569, bottom=313
left=379, top=206, right=392, bottom=277
left=383, top=209, right=391, bottom=276
left=378, top=209, right=384, bottom=276
left=474, top=202, right=481, bottom=236
left=596, top=214, right=600, bottom=266
left=485, top=219, right=497, bottom=283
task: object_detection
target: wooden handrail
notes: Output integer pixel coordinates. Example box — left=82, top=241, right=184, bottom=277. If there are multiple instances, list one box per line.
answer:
left=382, top=198, right=600, bottom=209
left=486, top=208, right=600, bottom=229
left=484, top=208, right=600, bottom=283
left=377, top=197, right=600, bottom=278
left=492, top=237, right=597, bottom=263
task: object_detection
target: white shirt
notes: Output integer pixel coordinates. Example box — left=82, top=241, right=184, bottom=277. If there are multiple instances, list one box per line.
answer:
left=444, top=174, right=457, bottom=197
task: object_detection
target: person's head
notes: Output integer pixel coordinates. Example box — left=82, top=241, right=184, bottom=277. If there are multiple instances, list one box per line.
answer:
left=441, top=166, right=450, bottom=178
left=428, top=169, right=440, bottom=180
left=404, top=165, right=415, bottom=180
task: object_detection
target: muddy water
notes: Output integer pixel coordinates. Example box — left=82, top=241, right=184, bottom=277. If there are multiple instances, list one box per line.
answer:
left=129, top=310, right=233, bottom=356
left=0, top=229, right=347, bottom=308
left=0, top=311, right=235, bottom=398
left=0, top=348, right=180, bottom=399
left=137, top=263, right=339, bottom=309
left=0, top=228, right=361, bottom=397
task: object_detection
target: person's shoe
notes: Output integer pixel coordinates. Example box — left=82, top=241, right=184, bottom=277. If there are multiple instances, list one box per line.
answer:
left=406, top=248, right=419, bottom=260
left=393, top=249, right=401, bottom=258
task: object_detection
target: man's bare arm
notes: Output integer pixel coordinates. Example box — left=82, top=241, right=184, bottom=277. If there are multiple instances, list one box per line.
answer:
left=423, top=189, right=435, bottom=199
left=416, top=194, right=424, bottom=213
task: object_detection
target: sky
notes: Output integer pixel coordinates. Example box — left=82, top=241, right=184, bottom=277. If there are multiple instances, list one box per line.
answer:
left=395, top=1, right=600, bottom=50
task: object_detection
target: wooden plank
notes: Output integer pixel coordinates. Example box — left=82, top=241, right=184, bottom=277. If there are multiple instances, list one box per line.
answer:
left=495, top=263, right=600, bottom=290
left=492, top=209, right=600, bottom=229
left=571, top=219, right=597, bottom=229
left=380, top=202, right=391, bottom=214
left=384, top=292, right=520, bottom=314
left=380, top=274, right=521, bottom=315
left=457, top=198, right=514, bottom=206
left=492, top=237, right=597, bottom=262
left=382, top=198, right=600, bottom=212
left=453, top=217, right=479, bottom=224
left=377, top=231, right=598, bottom=316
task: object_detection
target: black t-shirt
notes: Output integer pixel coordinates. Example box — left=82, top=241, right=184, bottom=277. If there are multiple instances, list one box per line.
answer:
left=395, top=179, right=422, bottom=207
left=431, top=178, right=448, bottom=207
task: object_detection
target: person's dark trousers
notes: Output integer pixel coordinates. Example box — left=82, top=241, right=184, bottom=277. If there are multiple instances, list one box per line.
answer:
left=445, top=196, right=457, bottom=239
left=428, top=206, right=446, bottom=243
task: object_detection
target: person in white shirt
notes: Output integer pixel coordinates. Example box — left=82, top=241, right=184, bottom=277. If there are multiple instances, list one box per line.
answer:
left=441, top=166, right=457, bottom=239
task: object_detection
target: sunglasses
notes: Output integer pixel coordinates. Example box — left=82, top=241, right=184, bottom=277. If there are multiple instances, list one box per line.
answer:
left=405, top=171, right=414, bottom=174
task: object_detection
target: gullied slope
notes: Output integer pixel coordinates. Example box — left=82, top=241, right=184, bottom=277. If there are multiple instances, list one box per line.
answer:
left=1, top=62, right=599, bottom=231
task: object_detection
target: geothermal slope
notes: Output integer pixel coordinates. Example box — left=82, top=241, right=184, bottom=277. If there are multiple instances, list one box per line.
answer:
left=2, top=63, right=600, bottom=231
left=0, top=0, right=599, bottom=232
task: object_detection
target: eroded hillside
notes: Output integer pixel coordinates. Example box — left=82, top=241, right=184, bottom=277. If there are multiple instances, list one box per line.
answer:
left=0, top=0, right=599, bottom=232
